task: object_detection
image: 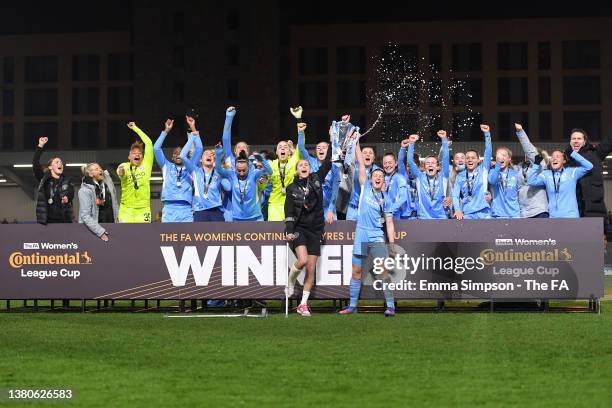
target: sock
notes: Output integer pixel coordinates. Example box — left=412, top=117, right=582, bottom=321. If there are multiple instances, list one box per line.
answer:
left=349, top=278, right=361, bottom=308
left=300, top=291, right=310, bottom=305
left=288, top=264, right=301, bottom=286
left=383, top=287, right=395, bottom=309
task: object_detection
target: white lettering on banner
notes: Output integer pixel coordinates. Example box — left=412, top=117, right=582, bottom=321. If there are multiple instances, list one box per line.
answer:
left=318, top=245, right=342, bottom=285
left=160, top=244, right=353, bottom=287
left=221, top=246, right=234, bottom=286
left=160, top=246, right=220, bottom=286
left=237, top=246, right=274, bottom=286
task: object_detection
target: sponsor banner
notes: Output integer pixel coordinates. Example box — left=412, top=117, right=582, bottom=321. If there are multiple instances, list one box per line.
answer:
left=0, top=219, right=604, bottom=300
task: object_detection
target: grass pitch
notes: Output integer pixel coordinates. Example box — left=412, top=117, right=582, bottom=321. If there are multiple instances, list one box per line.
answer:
left=1, top=298, right=611, bottom=407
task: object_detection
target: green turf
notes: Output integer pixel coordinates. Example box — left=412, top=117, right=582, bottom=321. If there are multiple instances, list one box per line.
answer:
left=1, top=302, right=611, bottom=407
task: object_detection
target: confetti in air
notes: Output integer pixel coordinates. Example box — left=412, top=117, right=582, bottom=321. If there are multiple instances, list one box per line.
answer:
left=363, top=43, right=477, bottom=145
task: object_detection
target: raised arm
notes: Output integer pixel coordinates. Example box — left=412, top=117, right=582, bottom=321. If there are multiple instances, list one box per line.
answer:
left=596, top=130, right=612, bottom=161
left=439, top=130, right=450, bottom=178
left=570, top=150, right=594, bottom=179
left=153, top=119, right=174, bottom=168
left=515, top=123, right=538, bottom=163
left=488, top=162, right=502, bottom=184
left=356, top=141, right=366, bottom=186
left=397, top=140, right=408, bottom=177
left=32, top=137, right=47, bottom=181
left=406, top=134, right=423, bottom=178
left=214, top=145, right=231, bottom=179
left=481, top=124, right=492, bottom=168
left=127, top=122, right=154, bottom=171
left=222, top=107, right=236, bottom=163
left=527, top=155, right=546, bottom=187
left=297, top=123, right=317, bottom=167
left=179, top=134, right=198, bottom=174
left=184, top=115, right=203, bottom=168
left=260, top=155, right=273, bottom=176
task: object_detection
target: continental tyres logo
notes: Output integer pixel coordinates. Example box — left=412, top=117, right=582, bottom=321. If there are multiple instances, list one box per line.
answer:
left=8, top=251, right=92, bottom=268
left=479, top=248, right=573, bottom=266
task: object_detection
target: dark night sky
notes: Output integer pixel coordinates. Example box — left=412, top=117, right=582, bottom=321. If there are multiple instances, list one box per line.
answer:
left=0, top=1, right=610, bottom=35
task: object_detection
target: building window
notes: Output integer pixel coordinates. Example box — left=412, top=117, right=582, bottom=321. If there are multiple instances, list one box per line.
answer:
left=498, top=77, right=528, bottom=105
left=381, top=114, right=418, bottom=141
left=498, top=112, right=529, bottom=141
left=227, top=9, right=239, bottom=30
left=452, top=43, right=481, bottom=72
left=539, top=112, right=552, bottom=140
left=172, top=11, right=184, bottom=33
left=107, top=120, right=127, bottom=148
left=429, top=44, right=442, bottom=72
left=453, top=78, right=482, bottom=106
left=429, top=78, right=442, bottom=107
left=381, top=44, right=418, bottom=74
left=498, top=42, right=527, bottom=70
left=108, top=87, right=133, bottom=114
left=25, top=56, right=58, bottom=83
left=299, top=81, right=327, bottom=109
left=563, top=76, right=600, bottom=105
left=25, top=122, right=58, bottom=148
left=538, top=77, right=551, bottom=105
left=25, top=89, right=58, bottom=116
left=306, top=116, right=330, bottom=144
left=72, top=55, right=100, bottom=81
left=173, top=46, right=184, bottom=69
left=425, top=113, right=443, bottom=139
left=562, top=40, right=600, bottom=69
left=3, top=90, right=14, bottom=116
left=72, top=87, right=100, bottom=114
left=3, top=57, right=14, bottom=84
left=173, top=81, right=185, bottom=103
left=2, top=123, right=13, bottom=149
left=336, top=47, right=365, bottom=75
left=72, top=121, right=99, bottom=148
left=227, top=44, right=240, bottom=66
left=108, top=54, right=133, bottom=81
left=299, top=47, right=327, bottom=75
left=538, top=42, right=550, bottom=70
left=563, top=111, right=600, bottom=139
left=227, top=79, right=239, bottom=101
left=337, top=80, right=365, bottom=108
left=452, top=112, right=483, bottom=141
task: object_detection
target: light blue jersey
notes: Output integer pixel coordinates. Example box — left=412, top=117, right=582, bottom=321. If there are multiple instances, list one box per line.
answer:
left=397, top=147, right=418, bottom=219
left=488, top=163, right=521, bottom=218
left=353, top=178, right=392, bottom=256
left=452, top=132, right=492, bottom=216
left=154, top=131, right=197, bottom=205
left=407, top=138, right=450, bottom=219
left=215, top=147, right=272, bottom=221
left=180, top=134, right=223, bottom=211
left=527, top=151, right=592, bottom=218
left=347, top=163, right=380, bottom=220
left=384, top=172, right=408, bottom=220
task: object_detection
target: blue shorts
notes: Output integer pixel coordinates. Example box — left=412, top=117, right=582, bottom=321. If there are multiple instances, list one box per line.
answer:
left=464, top=208, right=491, bottom=220
left=353, top=228, right=385, bottom=257
left=194, top=207, right=224, bottom=222
left=162, top=201, right=193, bottom=222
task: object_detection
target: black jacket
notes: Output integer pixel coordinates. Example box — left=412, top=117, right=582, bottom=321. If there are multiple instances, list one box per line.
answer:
left=33, top=147, right=74, bottom=224
left=567, top=139, right=612, bottom=217
left=284, top=150, right=332, bottom=235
